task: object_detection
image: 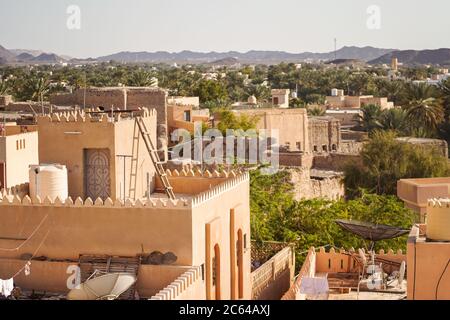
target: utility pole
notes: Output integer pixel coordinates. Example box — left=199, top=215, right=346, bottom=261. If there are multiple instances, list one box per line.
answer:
left=334, top=38, right=337, bottom=61
left=83, top=72, right=87, bottom=110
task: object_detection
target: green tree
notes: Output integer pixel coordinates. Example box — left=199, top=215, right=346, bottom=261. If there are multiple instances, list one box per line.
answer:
left=127, top=70, right=157, bottom=87
left=249, top=169, right=415, bottom=266
left=194, top=80, right=228, bottom=107
left=307, top=106, right=325, bottom=116
left=0, top=79, right=9, bottom=95
left=216, top=110, right=259, bottom=135
left=401, top=83, right=444, bottom=137
left=379, top=108, right=408, bottom=135
left=344, top=130, right=449, bottom=196
left=356, top=104, right=382, bottom=133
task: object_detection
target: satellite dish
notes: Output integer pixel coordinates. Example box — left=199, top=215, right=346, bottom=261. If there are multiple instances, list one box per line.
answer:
left=398, top=261, right=406, bottom=287
left=67, top=272, right=136, bottom=300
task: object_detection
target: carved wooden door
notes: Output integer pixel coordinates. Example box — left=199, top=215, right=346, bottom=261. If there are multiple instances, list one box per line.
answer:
left=84, top=149, right=111, bottom=200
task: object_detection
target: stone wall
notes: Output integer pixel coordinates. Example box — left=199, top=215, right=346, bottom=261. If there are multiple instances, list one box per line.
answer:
left=313, top=153, right=362, bottom=171
left=308, top=116, right=340, bottom=153
left=278, top=152, right=313, bottom=168
left=339, top=140, right=363, bottom=154
left=287, top=167, right=344, bottom=201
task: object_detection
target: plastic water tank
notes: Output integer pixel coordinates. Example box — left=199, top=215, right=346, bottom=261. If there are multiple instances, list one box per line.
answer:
left=331, top=88, right=338, bottom=97
left=29, top=164, right=68, bottom=201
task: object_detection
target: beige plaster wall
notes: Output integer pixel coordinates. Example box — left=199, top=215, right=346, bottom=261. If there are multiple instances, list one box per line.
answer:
left=0, top=259, right=193, bottom=298
left=191, top=174, right=252, bottom=300
left=233, top=108, right=310, bottom=153
left=0, top=131, right=39, bottom=188
left=0, top=203, right=193, bottom=265
left=407, top=225, right=450, bottom=300
left=37, top=111, right=156, bottom=200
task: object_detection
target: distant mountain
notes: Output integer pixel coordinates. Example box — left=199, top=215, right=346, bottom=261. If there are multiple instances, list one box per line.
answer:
left=97, top=46, right=395, bottom=64
left=31, top=53, right=66, bottom=63
left=209, top=57, right=240, bottom=66
left=9, top=49, right=43, bottom=57
left=16, top=52, right=35, bottom=62
left=0, top=45, right=15, bottom=62
left=370, top=48, right=450, bottom=66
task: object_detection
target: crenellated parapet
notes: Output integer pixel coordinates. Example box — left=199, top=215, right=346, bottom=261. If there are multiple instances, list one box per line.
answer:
left=191, top=170, right=249, bottom=206
left=164, top=168, right=243, bottom=178
left=0, top=194, right=190, bottom=209
left=149, top=266, right=202, bottom=300
left=317, top=246, right=405, bottom=257
left=0, top=170, right=249, bottom=209
left=36, top=107, right=156, bottom=125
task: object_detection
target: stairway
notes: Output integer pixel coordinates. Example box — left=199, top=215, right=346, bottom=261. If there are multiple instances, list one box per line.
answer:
left=135, top=116, right=176, bottom=200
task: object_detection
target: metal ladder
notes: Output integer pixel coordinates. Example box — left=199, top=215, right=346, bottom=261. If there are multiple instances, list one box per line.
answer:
left=135, top=116, right=176, bottom=200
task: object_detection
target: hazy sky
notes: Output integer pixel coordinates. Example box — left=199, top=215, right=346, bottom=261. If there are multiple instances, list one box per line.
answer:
left=1, top=0, right=450, bottom=58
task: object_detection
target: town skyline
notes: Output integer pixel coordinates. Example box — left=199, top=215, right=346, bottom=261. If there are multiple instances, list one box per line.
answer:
left=1, top=0, right=450, bottom=58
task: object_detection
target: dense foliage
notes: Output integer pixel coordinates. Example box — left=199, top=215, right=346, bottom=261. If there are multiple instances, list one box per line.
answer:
left=250, top=169, right=416, bottom=266
left=216, top=110, right=259, bottom=135
left=344, top=131, right=450, bottom=197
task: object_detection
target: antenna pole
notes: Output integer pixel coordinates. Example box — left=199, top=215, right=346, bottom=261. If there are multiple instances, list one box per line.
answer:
left=334, top=38, right=337, bottom=61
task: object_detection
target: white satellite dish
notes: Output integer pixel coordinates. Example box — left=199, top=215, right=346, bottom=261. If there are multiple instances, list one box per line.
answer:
left=67, top=272, right=137, bottom=300
left=398, top=261, right=406, bottom=287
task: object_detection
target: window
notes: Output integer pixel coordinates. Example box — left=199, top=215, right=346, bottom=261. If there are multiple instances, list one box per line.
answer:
left=332, top=144, right=337, bottom=151
left=212, top=257, right=217, bottom=286
left=296, top=142, right=301, bottom=151
left=313, top=145, right=318, bottom=152
left=273, top=97, right=279, bottom=105
left=16, top=140, right=19, bottom=150
left=23, top=139, right=26, bottom=149
left=322, top=145, right=327, bottom=152
left=183, top=110, right=191, bottom=122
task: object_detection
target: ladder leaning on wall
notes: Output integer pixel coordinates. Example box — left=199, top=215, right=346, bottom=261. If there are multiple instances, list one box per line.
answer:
left=135, top=116, right=176, bottom=200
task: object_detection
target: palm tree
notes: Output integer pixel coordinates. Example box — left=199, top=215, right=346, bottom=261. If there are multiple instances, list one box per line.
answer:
left=0, top=79, right=9, bottom=95
left=24, top=76, right=50, bottom=103
left=307, top=106, right=325, bottom=116
left=375, top=79, right=404, bottom=105
left=438, top=78, right=450, bottom=120
left=379, top=108, right=408, bottom=135
left=127, top=70, right=157, bottom=87
left=356, top=104, right=382, bottom=133
left=402, top=83, right=444, bottom=137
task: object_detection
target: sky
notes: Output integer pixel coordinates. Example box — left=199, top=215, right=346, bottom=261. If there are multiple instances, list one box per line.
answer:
left=1, top=0, right=450, bottom=58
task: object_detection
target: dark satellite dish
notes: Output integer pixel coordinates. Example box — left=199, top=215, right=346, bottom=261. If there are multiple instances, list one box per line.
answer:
left=335, top=219, right=410, bottom=250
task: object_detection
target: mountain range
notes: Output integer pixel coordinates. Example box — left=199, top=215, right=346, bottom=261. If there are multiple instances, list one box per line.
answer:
left=369, top=48, right=450, bottom=66
left=96, top=46, right=395, bottom=64
left=1, top=44, right=450, bottom=66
